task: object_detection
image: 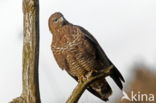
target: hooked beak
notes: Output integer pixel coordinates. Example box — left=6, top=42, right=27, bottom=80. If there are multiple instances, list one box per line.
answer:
left=58, top=17, right=64, bottom=22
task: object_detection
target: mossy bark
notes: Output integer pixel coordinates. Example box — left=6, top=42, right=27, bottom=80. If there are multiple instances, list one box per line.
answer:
left=9, top=0, right=40, bottom=103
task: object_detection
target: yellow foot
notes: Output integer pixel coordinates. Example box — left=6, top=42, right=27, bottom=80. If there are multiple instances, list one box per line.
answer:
left=85, top=71, right=93, bottom=79
left=86, top=69, right=98, bottom=79
left=78, top=70, right=98, bottom=83
left=78, top=75, right=87, bottom=83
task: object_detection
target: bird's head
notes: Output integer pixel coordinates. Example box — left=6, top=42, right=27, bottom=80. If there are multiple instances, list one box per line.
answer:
left=48, top=12, right=68, bottom=33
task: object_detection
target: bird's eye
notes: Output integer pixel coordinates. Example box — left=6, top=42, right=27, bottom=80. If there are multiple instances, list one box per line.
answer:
left=53, top=18, right=58, bottom=23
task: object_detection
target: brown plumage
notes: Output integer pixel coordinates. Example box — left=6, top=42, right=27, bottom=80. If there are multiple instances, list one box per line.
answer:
left=49, top=12, right=125, bottom=101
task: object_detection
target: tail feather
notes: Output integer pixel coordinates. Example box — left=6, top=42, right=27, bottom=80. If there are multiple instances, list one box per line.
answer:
left=110, top=66, right=125, bottom=90
left=87, top=78, right=112, bottom=101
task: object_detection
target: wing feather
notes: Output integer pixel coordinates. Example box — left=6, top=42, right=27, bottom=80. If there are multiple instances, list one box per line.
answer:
left=78, top=26, right=125, bottom=88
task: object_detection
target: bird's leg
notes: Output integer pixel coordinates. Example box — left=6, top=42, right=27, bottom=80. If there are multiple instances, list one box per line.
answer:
left=78, top=70, right=97, bottom=83
left=85, top=71, right=93, bottom=79
left=78, top=75, right=87, bottom=83
left=85, top=69, right=98, bottom=79
left=85, top=69, right=97, bottom=80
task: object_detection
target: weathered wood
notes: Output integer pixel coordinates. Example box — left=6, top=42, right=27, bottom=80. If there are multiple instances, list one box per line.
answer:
left=66, top=65, right=113, bottom=103
left=9, top=0, right=40, bottom=103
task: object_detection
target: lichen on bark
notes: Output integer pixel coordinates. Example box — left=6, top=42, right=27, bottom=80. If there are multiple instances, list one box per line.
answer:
left=9, top=0, right=40, bottom=103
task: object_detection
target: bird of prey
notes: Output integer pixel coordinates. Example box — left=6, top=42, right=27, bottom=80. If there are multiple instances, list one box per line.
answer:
left=48, top=12, right=125, bottom=101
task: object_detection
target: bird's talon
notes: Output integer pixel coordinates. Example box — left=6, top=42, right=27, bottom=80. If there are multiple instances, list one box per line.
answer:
left=85, top=71, right=93, bottom=79
left=78, top=76, right=87, bottom=83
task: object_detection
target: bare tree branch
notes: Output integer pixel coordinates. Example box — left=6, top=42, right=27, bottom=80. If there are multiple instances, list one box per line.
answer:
left=66, top=65, right=113, bottom=103
left=9, top=0, right=40, bottom=103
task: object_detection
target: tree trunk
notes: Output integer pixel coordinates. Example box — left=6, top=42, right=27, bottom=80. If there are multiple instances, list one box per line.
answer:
left=9, top=0, right=40, bottom=103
